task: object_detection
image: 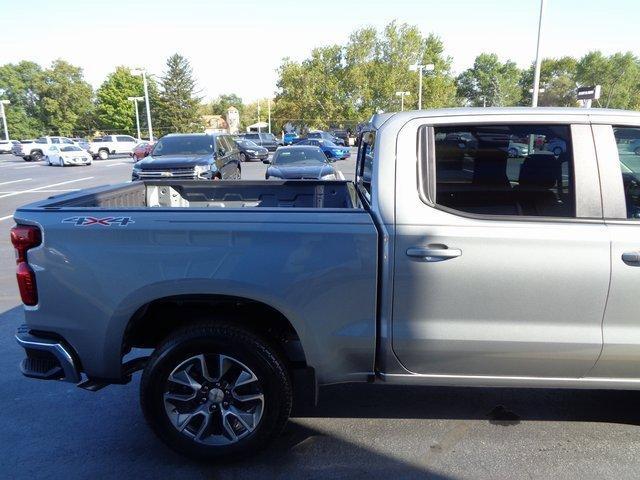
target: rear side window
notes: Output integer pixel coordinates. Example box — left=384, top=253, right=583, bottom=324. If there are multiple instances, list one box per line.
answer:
left=431, top=124, right=574, bottom=217
left=116, top=135, right=134, bottom=142
left=357, top=131, right=376, bottom=201
left=613, top=126, right=640, bottom=219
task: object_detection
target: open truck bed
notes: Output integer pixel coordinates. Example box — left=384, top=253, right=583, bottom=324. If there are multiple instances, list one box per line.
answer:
left=19, top=180, right=361, bottom=210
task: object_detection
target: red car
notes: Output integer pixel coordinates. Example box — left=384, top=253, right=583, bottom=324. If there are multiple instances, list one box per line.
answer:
left=131, top=141, right=154, bottom=162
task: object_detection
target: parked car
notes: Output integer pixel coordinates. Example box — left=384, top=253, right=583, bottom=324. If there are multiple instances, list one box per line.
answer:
left=89, top=135, right=138, bottom=160
left=308, top=130, right=345, bottom=146
left=0, top=139, right=19, bottom=154
left=70, top=137, right=91, bottom=152
left=545, top=138, right=567, bottom=156
left=234, top=139, right=268, bottom=162
left=46, top=145, right=93, bottom=167
left=12, top=136, right=76, bottom=161
left=505, top=141, right=530, bottom=157
left=264, top=145, right=345, bottom=180
left=295, top=138, right=350, bottom=159
left=618, top=138, right=640, bottom=156
left=14, top=107, right=640, bottom=462
left=132, top=133, right=241, bottom=180
left=238, top=132, right=279, bottom=152
left=131, top=141, right=154, bottom=162
left=329, top=129, right=350, bottom=146
left=282, top=132, right=299, bottom=145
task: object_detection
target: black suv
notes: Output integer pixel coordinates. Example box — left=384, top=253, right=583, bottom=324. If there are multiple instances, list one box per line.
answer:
left=132, top=133, right=241, bottom=181
left=238, top=132, right=279, bottom=152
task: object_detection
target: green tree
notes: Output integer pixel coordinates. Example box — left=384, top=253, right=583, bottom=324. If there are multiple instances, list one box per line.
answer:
left=208, top=93, right=243, bottom=117
left=0, top=61, right=45, bottom=138
left=156, top=54, right=202, bottom=134
left=95, top=66, right=144, bottom=136
left=38, top=59, right=93, bottom=136
left=520, top=57, right=578, bottom=107
left=456, top=53, right=523, bottom=107
left=576, top=51, right=640, bottom=109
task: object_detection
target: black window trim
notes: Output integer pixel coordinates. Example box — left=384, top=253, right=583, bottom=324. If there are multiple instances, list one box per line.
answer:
left=417, top=123, right=604, bottom=224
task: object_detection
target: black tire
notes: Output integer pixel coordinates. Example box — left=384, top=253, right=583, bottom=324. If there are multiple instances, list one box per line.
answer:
left=23, top=156, right=31, bottom=162
left=239, top=152, right=247, bottom=162
left=31, top=151, right=42, bottom=162
left=140, top=323, right=292, bottom=461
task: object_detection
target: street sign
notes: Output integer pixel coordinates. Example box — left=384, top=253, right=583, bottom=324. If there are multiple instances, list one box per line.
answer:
left=577, top=85, right=601, bottom=100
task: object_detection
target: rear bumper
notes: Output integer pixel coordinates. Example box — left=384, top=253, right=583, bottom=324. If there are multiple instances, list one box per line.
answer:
left=15, top=326, right=81, bottom=383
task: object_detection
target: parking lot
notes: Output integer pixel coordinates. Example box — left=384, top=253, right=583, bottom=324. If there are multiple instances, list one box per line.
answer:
left=2, top=151, right=640, bottom=480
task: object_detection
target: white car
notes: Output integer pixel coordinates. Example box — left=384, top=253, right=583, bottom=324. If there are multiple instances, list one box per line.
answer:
left=89, top=135, right=138, bottom=160
left=46, top=145, right=93, bottom=167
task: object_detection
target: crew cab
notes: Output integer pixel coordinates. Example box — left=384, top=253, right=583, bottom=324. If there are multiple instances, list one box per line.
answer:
left=89, top=134, right=138, bottom=160
left=11, top=108, right=640, bottom=461
left=12, top=136, right=77, bottom=161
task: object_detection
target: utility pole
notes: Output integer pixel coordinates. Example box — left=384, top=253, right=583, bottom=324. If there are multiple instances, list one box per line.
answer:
left=127, top=96, right=144, bottom=141
left=132, top=69, right=153, bottom=141
left=268, top=98, right=271, bottom=134
left=0, top=100, right=9, bottom=140
left=531, top=0, right=546, bottom=107
left=257, top=102, right=261, bottom=133
left=410, top=63, right=434, bottom=110
left=395, top=91, right=410, bottom=111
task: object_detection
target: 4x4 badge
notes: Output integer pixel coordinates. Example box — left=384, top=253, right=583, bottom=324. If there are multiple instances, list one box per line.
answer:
left=62, top=216, right=135, bottom=227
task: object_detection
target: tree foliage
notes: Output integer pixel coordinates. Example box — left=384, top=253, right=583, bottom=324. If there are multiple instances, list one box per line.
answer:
left=95, top=67, right=145, bottom=135
left=156, top=54, right=202, bottom=134
left=456, top=53, right=522, bottom=107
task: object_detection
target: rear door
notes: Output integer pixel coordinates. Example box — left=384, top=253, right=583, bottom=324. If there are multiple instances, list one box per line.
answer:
left=589, top=123, right=640, bottom=378
left=391, top=117, right=610, bottom=378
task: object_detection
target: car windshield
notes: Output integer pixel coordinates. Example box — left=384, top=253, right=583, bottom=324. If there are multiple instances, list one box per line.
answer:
left=320, top=140, right=338, bottom=147
left=151, top=135, right=213, bottom=156
left=61, top=146, right=82, bottom=152
left=273, top=148, right=327, bottom=166
left=237, top=140, right=259, bottom=148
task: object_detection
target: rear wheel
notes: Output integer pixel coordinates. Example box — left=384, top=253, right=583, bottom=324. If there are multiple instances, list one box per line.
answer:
left=31, top=151, right=42, bottom=162
left=98, top=149, right=109, bottom=160
left=239, top=153, right=247, bottom=162
left=141, top=323, right=291, bottom=461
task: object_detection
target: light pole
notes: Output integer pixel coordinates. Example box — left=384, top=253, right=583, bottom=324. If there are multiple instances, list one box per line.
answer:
left=132, top=69, right=153, bottom=141
left=531, top=0, right=546, bottom=107
left=267, top=98, right=271, bottom=134
left=0, top=100, right=9, bottom=140
left=127, top=96, right=144, bottom=141
left=395, top=91, right=410, bottom=111
left=409, top=63, right=434, bottom=110
left=257, top=102, right=261, bottom=133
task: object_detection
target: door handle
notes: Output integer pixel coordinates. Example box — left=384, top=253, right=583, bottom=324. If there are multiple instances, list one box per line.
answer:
left=622, top=252, right=640, bottom=265
left=406, top=247, right=462, bottom=262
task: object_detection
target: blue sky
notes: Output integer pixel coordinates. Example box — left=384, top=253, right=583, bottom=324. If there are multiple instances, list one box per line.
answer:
left=1, top=0, right=637, bottom=101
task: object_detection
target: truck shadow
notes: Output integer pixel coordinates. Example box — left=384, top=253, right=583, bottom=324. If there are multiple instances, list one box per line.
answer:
left=299, top=382, right=640, bottom=426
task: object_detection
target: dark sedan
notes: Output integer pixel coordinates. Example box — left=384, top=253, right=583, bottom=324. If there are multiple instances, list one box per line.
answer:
left=234, top=138, right=269, bottom=162
left=294, top=139, right=351, bottom=160
left=264, top=145, right=344, bottom=180
left=132, top=133, right=241, bottom=181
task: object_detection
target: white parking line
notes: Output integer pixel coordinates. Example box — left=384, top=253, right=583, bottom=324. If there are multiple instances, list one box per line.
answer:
left=0, top=215, right=13, bottom=222
left=103, top=162, right=128, bottom=167
left=0, top=178, right=32, bottom=187
left=0, top=189, right=79, bottom=194
left=0, top=177, right=94, bottom=199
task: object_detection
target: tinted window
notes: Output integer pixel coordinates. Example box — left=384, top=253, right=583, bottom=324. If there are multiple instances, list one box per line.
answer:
left=116, top=136, right=134, bottom=142
left=61, top=146, right=82, bottom=152
left=614, top=126, right=640, bottom=219
left=36, top=137, right=47, bottom=144
left=51, top=138, right=60, bottom=144
left=63, top=138, right=74, bottom=144
left=273, top=148, right=326, bottom=165
left=432, top=124, right=574, bottom=217
left=357, top=131, right=376, bottom=201
left=237, top=139, right=259, bottom=148
left=244, top=134, right=259, bottom=140
left=152, top=135, right=214, bottom=156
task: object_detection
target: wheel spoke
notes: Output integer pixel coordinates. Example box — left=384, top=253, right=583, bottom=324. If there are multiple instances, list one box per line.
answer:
left=234, top=369, right=258, bottom=388
left=222, top=413, right=238, bottom=441
left=233, top=392, right=264, bottom=403
left=196, top=354, right=214, bottom=382
left=168, top=366, right=201, bottom=391
left=218, top=355, right=233, bottom=380
left=228, top=405, right=256, bottom=431
left=164, top=391, right=196, bottom=403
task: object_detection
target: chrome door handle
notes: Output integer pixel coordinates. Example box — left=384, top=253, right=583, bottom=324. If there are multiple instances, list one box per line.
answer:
left=406, top=247, right=462, bottom=262
left=622, top=252, right=640, bottom=265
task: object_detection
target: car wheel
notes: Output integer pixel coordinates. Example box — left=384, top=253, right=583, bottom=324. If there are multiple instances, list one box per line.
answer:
left=98, top=149, right=109, bottom=160
left=31, top=151, right=42, bottom=162
left=60, top=159, right=65, bottom=167
left=46, top=156, right=51, bottom=166
left=239, top=153, right=247, bottom=163
left=634, top=147, right=640, bottom=156
left=140, top=323, right=291, bottom=461
left=508, top=148, right=518, bottom=158
left=23, top=156, right=31, bottom=162
left=553, top=147, right=562, bottom=156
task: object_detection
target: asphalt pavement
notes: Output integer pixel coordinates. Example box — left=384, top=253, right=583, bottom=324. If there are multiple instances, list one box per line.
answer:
left=2, top=152, right=640, bottom=479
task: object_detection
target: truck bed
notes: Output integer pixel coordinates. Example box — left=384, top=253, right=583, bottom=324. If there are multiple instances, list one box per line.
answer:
left=19, top=180, right=361, bottom=210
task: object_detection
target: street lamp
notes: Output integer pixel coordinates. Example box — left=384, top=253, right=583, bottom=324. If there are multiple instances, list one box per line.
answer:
left=395, top=91, right=410, bottom=112
left=131, top=68, right=153, bottom=141
left=0, top=100, right=9, bottom=141
left=531, top=0, right=546, bottom=107
left=409, top=63, right=435, bottom=110
left=127, top=96, right=144, bottom=141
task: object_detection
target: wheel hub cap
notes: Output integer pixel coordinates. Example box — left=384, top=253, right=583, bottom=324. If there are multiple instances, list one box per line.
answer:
left=208, top=388, right=224, bottom=403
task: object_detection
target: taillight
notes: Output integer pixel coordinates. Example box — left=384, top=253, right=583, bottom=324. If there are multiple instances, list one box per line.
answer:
left=10, top=225, right=42, bottom=306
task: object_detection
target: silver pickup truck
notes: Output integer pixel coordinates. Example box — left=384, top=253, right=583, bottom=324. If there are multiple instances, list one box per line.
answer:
left=11, top=108, right=640, bottom=460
